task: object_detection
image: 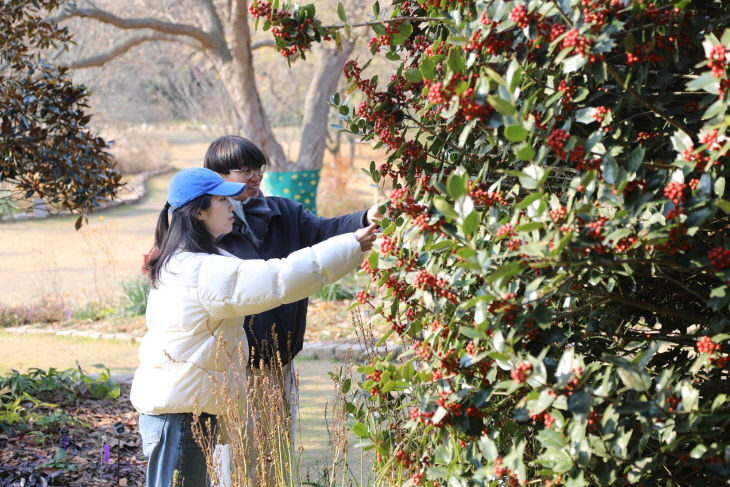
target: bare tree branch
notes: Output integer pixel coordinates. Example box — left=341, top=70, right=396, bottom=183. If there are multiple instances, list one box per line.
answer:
left=321, top=16, right=447, bottom=30
left=65, top=34, right=204, bottom=68
left=192, top=0, right=228, bottom=51
left=56, top=6, right=222, bottom=53
left=251, top=39, right=275, bottom=50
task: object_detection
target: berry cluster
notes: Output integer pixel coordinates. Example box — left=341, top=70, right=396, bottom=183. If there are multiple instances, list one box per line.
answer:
left=469, top=184, right=507, bottom=207
left=413, top=270, right=457, bottom=304
left=356, top=290, right=374, bottom=304
left=395, top=449, right=415, bottom=468
left=663, top=181, right=688, bottom=206
left=409, top=405, right=435, bottom=424
left=494, top=457, right=521, bottom=486
left=562, top=28, right=592, bottom=58
left=636, top=131, right=660, bottom=144
left=510, top=361, right=532, bottom=384
left=708, top=247, right=730, bottom=271
left=248, top=1, right=332, bottom=57
left=707, top=44, right=728, bottom=78
left=388, top=187, right=426, bottom=218
left=592, top=105, right=610, bottom=123
left=550, top=205, right=567, bottom=223
left=585, top=216, right=608, bottom=239
left=496, top=222, right=514, bottom=239
left=696, top=336, right=718, bottom=354
left=510, top=5, right=533, bottom=29
left=529, top=410, right=555, bottom=429
left=547, top=128, right=570, bottom=159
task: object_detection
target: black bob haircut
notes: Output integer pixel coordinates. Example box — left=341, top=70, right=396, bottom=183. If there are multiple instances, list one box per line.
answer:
left=204, top=135, right=267, bottom=174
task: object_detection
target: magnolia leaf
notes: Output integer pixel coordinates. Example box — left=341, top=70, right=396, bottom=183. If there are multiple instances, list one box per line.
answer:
left=462, top=211, right=480, bottom=236
left=690, top=444, right=707, bottom=459
left=459, top=118, right=478, bottom=147
left=517, top=192, right=542, bottom=210
left=516, top=221, right=542, bottom=232
left=686, top=71, right=716, bottom=91
left=372, top=22, right=386, bottom=36
left=556, top=349, right=576, bottom=387
left=447, top=172, right=468, bottom=198
left=568, top=390, right=591, bottom=416
left=715, top=177, right=725, bottom=197
left=398, top=22, right=413, bottom=37
left=527, top=390, right=555, bottom=415
left=479, top=437, right=499, bottom=460
left=616, top=367, right=650, bottom=391
left=520, top=164, right=544, bottom=189
left=681, top=382, right=699, bottom=411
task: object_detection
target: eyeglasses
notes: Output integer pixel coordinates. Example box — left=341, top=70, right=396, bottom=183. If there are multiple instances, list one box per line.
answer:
left=230, top=166, right=266, bottom=180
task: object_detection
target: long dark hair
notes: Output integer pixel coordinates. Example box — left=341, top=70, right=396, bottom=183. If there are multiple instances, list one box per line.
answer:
left=145, top=194, right=219, bottom=288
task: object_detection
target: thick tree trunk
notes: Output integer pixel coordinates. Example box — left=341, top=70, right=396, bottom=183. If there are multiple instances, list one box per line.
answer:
left=223, top=0, right=289, bottom=171
left=290, top=42, right=354, bottom=172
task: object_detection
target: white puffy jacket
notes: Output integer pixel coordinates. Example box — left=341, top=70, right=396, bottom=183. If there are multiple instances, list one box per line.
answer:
left=130, top=233, right=363, bottom=416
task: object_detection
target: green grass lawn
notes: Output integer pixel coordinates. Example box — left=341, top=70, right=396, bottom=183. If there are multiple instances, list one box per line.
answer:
left=0, top=330, right=372, bottom=482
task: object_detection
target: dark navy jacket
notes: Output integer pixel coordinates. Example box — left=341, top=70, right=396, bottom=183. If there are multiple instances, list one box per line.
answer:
left=217, top=196, right=366, bottom=367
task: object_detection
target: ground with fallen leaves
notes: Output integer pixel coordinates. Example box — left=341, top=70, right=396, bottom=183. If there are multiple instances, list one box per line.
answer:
left=0, top=384, right=143, bottom=486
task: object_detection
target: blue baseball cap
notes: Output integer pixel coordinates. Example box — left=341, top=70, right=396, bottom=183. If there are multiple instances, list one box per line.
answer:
left=167, top=167, right=246, bottom=212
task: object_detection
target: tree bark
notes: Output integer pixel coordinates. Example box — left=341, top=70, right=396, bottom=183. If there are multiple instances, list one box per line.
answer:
left=291, top=41, right=354, bottom=172
left=220, top=0, right=289, bottom=170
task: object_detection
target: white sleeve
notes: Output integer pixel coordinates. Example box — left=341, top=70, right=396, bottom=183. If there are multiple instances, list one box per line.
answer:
left=197, top=233, right=363, bottom=320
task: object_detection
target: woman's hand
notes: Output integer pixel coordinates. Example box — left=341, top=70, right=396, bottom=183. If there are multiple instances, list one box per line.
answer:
left=355, top=223, right=379, bottom=251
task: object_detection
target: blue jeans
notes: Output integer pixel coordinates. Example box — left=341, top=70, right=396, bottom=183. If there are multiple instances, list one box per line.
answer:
left=139, top=413, right=218, bottom=487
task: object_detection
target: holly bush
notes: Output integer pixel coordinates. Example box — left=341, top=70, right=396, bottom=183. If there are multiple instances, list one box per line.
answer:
left=1, top=0, right=120, bottom=226
left=257, top=0, right=730, bottom=484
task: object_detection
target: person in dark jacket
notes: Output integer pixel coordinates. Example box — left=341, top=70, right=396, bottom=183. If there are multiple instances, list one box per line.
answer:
left=204, top=135, right=381, bottom=367
left=204, top=136, right=380, bottom=481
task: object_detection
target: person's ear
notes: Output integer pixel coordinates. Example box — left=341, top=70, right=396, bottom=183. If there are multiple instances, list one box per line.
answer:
left=197, top=209, right=206, bottom=221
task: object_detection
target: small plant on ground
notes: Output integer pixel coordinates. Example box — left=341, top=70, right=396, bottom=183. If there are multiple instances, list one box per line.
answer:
left=119, top=275, right=150, bottom=316
left=70, top=300, right=116, bottom=322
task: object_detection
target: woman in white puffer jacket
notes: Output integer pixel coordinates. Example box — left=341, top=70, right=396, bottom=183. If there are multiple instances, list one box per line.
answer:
left=130, top=167, right=377, bottom=487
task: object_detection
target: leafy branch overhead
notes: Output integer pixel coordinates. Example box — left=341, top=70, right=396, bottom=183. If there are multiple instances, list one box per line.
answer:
left=260, top=0, right=730, bottom=485
left=1, top=0, right=121, bottom=227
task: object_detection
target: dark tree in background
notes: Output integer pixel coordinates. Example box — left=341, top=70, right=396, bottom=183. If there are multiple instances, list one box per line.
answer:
left=1, top=0, right=120, bottom=227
